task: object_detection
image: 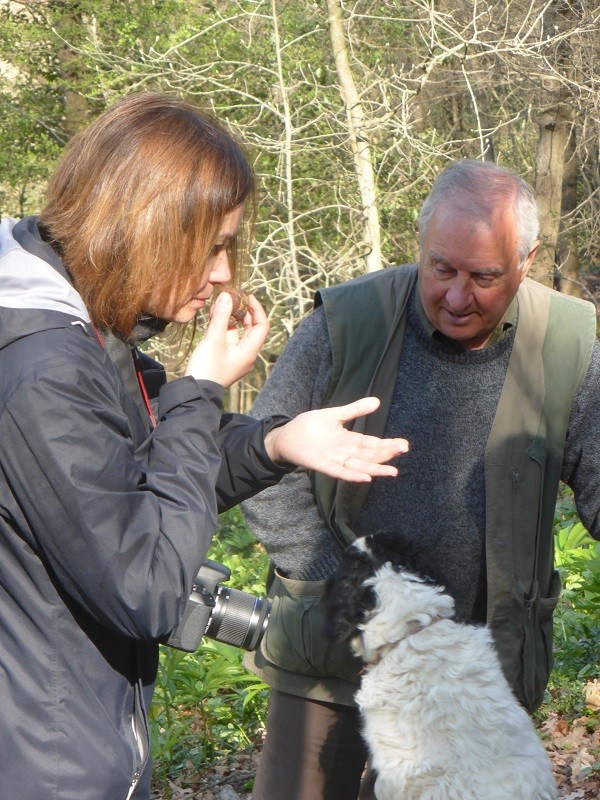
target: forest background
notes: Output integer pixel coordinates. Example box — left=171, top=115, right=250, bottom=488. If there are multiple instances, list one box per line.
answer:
left=1, top=1, right=599, bottom=798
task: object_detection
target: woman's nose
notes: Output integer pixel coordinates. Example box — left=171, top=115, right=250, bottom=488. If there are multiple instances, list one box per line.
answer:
left=209, top=250, right=232, bottom=285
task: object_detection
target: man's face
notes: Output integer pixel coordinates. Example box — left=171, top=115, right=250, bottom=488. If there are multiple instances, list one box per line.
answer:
left=418, top=206, right=538, bottom=350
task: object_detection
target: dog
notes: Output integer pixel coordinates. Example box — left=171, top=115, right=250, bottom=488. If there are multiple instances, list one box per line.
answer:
left=325, top=532, right=557, bottom=800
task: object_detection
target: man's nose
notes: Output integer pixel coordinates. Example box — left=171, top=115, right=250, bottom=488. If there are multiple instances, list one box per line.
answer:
left=446, top=278, right=473, bottom=311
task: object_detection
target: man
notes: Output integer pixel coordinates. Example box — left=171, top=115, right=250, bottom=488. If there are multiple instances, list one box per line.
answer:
left=242, top=160, right=600, bottom=800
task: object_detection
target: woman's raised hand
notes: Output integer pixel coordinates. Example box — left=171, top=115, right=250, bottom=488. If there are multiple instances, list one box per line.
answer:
left=185, top=291, right=269, bottom=387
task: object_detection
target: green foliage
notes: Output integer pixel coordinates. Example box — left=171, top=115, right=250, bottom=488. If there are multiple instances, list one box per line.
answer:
left=541, top=487, right=600, bottom=716
left=0, top=0, right=201, bottom=215
left=150, top=640, right=268, bottom=786
left=208, top=506, right=271, bottom=594
left=554, top=488, right=600, bottom=606
left=150, top=508, right=270, bottom=790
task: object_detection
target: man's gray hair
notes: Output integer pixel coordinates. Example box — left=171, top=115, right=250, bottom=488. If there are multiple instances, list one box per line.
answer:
left=418, top=160, right=539, bottom=266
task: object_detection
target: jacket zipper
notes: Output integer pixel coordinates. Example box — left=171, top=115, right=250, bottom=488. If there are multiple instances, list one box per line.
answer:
left=125, top=681, right=149, bottom=799
left=125, top=770, right=141, bottom=800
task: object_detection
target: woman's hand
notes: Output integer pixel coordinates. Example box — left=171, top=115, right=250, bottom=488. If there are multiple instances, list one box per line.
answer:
left=264, top=397, right=409, bottom=482
left=185, top=291, right=269, bottom=387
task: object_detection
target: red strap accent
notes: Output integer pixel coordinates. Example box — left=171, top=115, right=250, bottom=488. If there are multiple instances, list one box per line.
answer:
left=91, top=322, right=104, bottom=347
left=91, top=323, right=157, bottom=429
left=132, top=348, right=157, bottom=429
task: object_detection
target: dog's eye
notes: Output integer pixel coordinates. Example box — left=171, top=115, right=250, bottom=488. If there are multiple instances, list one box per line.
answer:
left=359, top=586, right=377, bottom=616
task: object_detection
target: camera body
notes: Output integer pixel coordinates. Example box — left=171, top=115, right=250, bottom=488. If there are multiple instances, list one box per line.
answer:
left=165, top=558, right=271, bottom=653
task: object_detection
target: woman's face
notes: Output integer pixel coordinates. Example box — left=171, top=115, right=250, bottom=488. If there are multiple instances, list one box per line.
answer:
left=144, top=204, right=245, bottom=323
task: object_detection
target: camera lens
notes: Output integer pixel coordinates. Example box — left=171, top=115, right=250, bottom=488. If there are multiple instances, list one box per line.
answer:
left=205, top=587, right=271, bottom=651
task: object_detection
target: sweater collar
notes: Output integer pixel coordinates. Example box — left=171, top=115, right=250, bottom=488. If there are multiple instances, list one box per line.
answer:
left=414, top=285, right=517, bottom=351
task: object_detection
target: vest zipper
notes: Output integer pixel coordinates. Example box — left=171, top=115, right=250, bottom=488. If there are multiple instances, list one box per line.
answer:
left=511, top=468, right=520, bottom=579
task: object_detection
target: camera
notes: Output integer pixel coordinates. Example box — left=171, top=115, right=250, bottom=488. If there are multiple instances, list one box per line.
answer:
left=165, top=558, right=271, bottom=653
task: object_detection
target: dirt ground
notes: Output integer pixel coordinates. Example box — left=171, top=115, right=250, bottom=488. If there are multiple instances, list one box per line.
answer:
left=153, top=707, right=600, bottom=800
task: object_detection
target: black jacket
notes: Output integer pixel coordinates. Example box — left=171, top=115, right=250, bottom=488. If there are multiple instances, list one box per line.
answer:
left=0, top=217, right=289, bottom=799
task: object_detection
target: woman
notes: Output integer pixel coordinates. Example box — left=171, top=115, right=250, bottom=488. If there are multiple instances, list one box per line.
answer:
left=0, top=93, right=407, bottom=800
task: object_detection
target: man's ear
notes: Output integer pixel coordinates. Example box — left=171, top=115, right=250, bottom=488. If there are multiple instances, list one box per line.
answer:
left=520, top=240, right=540, bottom=281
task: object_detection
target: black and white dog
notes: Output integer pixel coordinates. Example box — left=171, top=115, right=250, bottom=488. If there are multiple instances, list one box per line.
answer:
left=326, top=532, right=557, bottom=800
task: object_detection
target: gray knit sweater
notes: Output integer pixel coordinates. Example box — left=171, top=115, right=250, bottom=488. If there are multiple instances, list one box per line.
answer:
left=242, top=287, right=600, bottom=622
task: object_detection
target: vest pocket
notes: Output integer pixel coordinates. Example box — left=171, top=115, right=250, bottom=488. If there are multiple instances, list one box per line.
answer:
left=518, top=569, right=562, bottom=712
left=260, top=571, right=362, bottom=682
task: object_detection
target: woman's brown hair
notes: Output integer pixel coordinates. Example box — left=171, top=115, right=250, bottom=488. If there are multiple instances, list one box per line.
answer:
left=39, top=92, right=255, bottom=336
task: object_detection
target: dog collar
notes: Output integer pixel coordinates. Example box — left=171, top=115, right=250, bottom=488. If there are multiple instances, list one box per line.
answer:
left=361, top=615, right=443, bottom=672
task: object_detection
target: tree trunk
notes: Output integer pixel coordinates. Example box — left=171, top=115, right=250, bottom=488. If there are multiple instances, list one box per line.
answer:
left=533, top=104, right=570, bottom=286
left=532, top=0, right=577, bottom=288
left=555, top=125, right=581, bottom=296
left=477, top=93, right=496, bottom=163
left=53, top=2, right=91, bottom=138
left=326, top=0, right=382, bottom=273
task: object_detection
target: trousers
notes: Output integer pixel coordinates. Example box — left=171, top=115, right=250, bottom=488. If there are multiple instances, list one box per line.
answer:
left=252, top=689, right=376, bottom=800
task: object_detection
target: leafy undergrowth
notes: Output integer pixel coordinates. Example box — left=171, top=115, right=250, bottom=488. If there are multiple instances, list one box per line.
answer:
left=150, top=708, right=600, bottom=800
left=542, top=707, right=600, bottom=799
left=151, top=741, right=258, bottom=800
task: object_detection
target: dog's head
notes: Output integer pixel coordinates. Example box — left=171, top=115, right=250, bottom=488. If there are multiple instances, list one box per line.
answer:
left=325, top=531, right=455, bottom=662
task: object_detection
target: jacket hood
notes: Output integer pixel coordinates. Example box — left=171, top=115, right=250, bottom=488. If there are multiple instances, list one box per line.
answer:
left=0, top=217, right=90, bottom=351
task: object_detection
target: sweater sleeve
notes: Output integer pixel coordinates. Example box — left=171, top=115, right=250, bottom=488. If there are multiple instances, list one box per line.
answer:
left=561, top=337, right=600, bottom=540
left=241, top=308, right=345, bottom=580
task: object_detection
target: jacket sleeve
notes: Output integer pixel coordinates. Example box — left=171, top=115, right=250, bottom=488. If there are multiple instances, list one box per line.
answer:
left=562, top=337, right=600, bottom=540
left=1, top=333, right=228, bottom=640
left=136, top=341, right=294, bottom=511
left=214, top=411, right=294, bottom=512
left=240, top=309, right=345, bottom=580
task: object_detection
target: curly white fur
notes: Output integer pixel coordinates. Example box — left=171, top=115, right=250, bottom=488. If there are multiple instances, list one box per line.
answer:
left=353, top=563, right=557, bottom=800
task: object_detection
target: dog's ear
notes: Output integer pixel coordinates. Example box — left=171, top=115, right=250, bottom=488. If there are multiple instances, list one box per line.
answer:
left=323, top=546, right=377, bottom=642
